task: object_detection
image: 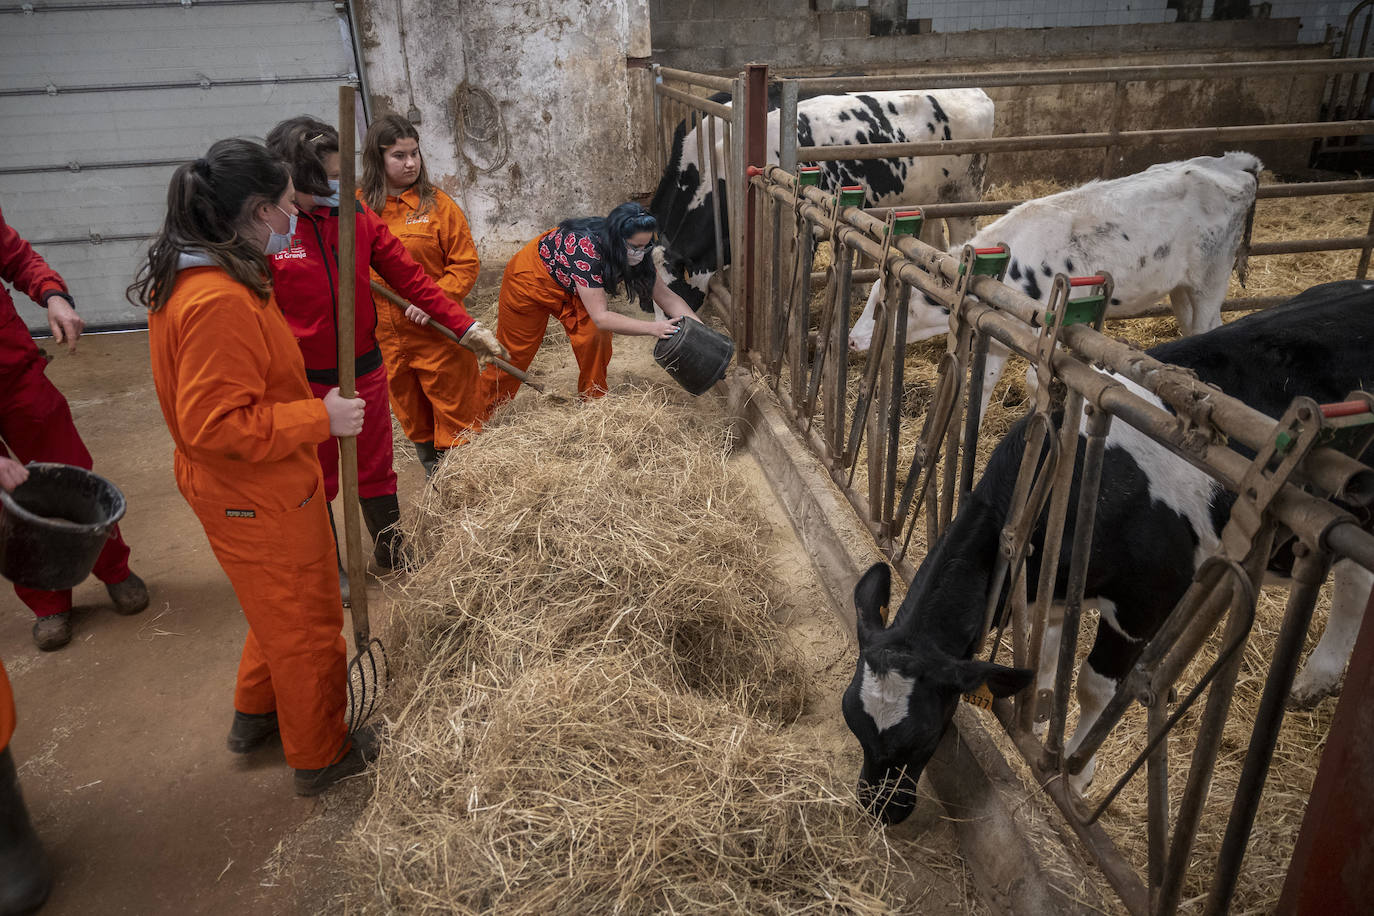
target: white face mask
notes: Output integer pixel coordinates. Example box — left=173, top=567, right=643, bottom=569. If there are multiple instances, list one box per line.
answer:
left=315, top=178, right=341, bottom=209
left=626, top=247, right=647, bottom=266
left=264, top=206, right=297, bottom=255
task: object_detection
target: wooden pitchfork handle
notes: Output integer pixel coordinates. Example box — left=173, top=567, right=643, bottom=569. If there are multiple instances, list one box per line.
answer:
left=336, top=86, right=370, bottom=649
left=367, top=280, right=544, bottom=393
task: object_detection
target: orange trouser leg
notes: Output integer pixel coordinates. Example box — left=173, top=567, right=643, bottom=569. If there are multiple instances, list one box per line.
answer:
left=479, top=266, right=559, bottom=417
left=559, top=305, right=613, bottom=399
left=406, top=334, right=483, bottom=447
left=381, top=343, right=436, bottom=446
left=190, top=484, right=349, bottom=770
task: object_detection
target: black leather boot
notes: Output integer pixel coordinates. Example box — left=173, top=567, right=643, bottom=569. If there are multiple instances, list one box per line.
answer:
left=412, top=440, right=440, bottom=479
left=0, top=747, right=51, bottom=916
left=359, top=494, right=404, bottom=571
left=326, top=506, right=350, bottom=608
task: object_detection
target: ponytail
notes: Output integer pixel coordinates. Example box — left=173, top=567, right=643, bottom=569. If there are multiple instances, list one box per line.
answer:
left=128, top=139, right=288, bottom=312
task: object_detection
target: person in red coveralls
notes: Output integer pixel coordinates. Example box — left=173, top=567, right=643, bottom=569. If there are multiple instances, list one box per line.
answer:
left=264, top=117, right=505, bottom=592
left=0, top=205, right=149, bottom=651
left=0, top=455, right=53, bottom=914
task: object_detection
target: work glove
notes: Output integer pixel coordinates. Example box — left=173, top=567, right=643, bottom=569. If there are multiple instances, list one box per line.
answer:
left=459, top=321, right=509, bottom=367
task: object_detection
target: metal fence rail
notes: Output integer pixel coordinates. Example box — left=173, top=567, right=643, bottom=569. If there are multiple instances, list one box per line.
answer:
left=745, top=162, right=1374, bottom=914
left=644, top=58, right=1374, bottom=914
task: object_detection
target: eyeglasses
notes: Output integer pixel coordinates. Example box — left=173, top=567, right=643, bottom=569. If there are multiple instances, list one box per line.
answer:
left=627, top=241, right=654, bottom=253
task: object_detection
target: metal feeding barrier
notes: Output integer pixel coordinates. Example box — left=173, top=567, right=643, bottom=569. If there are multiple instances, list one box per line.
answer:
left=642, top=58, right=1374, bottom=911
left=741, top=160, right=1374, bottom=914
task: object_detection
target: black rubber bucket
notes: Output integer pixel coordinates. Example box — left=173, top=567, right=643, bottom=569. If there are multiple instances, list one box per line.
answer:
left=653, top=318, right=735, bottom=396
left=0, top=463, right=126, bottom=591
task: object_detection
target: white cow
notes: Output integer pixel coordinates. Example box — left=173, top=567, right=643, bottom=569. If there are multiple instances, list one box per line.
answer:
left=848, top=152, right=1263, bottom=411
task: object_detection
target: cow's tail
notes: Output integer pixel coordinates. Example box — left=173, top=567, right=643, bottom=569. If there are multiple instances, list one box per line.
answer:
left=1220, top=151, right=1262, bottom=287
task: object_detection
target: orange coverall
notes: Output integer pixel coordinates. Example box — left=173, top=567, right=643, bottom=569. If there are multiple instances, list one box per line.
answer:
left=479, top=230, right=613, bottom=413
left=148, top=266, right=349, bottom=770
left=369, top=187, right=483, bottom=446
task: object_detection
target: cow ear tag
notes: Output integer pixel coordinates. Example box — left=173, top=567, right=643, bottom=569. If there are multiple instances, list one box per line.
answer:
left=962, top=682, right=995, bottom=710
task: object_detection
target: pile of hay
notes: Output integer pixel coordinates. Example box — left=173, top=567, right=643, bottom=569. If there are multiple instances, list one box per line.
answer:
left=346, top=388, right=915, bottom=914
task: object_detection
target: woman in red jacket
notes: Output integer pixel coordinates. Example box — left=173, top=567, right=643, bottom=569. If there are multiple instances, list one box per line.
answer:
left=265, top=116, right=504, bottom=580
left=0, top=204, right=149, bottom=650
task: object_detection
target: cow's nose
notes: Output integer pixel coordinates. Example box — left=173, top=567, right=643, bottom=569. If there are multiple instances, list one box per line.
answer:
left=848, top=338, right=861, bottom=351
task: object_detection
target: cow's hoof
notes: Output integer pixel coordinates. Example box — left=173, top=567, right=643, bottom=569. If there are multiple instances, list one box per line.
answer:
left=1286, top=682, right=1340, bottom=711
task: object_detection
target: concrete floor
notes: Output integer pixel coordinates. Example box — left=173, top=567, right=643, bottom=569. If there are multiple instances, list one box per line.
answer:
left=2, top=331, right=392, bottom=914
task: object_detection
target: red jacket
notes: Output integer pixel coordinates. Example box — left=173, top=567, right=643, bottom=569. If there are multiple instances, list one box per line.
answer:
left=268, top=203, right=475, bottom=373
left=0, top=205, right=69, bottom=379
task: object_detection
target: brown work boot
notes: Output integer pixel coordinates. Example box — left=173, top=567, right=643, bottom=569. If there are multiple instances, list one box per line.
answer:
left=226, top=711, right=279, bottom=754
left=293, top=724, right=380, bottom=797
left=106, top=572, right=149, bottom=615
left=31, top=612, right=72, bottom=652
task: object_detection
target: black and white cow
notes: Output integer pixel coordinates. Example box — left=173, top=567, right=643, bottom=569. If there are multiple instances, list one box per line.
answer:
left=650, top=89, right=995, bottom=310
left=843, top=279, right=1374, bottom=824
left=848, top=152, right=1263, bottom=413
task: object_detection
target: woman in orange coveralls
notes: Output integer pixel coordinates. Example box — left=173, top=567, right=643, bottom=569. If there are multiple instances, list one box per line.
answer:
left=129, top=138, right=376, bottom=797
left=479, top=202, right=699, bottom=413
left=0, top=456, right=52, bottom=915
left=265, top=116, right=504, bottom=575
left=361, top=114, right=481, bottom=476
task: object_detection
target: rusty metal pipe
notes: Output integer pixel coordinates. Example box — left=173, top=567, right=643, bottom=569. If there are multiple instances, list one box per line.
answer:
left=790, top=57, right=1374, bottom=94
left=796, top=120, right=1374, bottom=162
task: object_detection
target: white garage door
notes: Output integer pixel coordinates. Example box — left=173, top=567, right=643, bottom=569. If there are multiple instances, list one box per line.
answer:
left=0, top=0, right=361, bottom=332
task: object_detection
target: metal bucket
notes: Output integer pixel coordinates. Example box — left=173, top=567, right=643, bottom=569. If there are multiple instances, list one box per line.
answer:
left=0, top=463, right=127, bottom=591
left=653, top=318, right=735, bottom=396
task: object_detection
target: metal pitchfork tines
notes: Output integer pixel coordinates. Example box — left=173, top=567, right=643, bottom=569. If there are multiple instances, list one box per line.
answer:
left=346, top=636, right=388, bottom=731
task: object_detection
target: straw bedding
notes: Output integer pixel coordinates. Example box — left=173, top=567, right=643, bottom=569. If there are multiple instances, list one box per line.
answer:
left=345, top=388, right=916, bottom=914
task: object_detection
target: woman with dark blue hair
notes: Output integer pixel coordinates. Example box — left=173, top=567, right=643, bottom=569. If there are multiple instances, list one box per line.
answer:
left=479, top=202, right=700, bottom=410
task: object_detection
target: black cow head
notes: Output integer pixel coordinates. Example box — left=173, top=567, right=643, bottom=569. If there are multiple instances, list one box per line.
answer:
left=842, top=562, right=1032, bottom=824
left=652, top=243, right=707, bottom=313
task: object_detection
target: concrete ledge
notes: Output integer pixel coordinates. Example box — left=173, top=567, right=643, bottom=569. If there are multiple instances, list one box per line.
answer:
left=725, top=367, right=1083, bottom=914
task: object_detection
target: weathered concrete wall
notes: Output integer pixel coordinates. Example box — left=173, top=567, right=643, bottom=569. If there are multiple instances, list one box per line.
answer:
left=353, top=0, right=655, bottom=265
left=648, top=6, right=1316, bottom=72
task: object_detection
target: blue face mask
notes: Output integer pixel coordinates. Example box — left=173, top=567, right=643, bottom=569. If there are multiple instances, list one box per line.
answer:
left=264, top=206, right=297, bottom=255
left=315, top=178, right=341, bottom=209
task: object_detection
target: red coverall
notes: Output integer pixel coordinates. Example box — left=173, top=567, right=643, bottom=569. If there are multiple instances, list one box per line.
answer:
left=478, top=230, right=613, bottom=414
left=269, top=204, right=475, bottom=500
left=0, top=661, right=13, bottom=753
left=0, top=205, right=132, bottom=618
left=370, top=187, right=483, bottom=447
left=149, top=266, right=350, bottom=769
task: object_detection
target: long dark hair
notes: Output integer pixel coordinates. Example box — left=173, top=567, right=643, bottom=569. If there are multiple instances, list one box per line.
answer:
left=361, top=113, right=436, bottom=217
left=559, top=202, right=658, bottom=312
left=266, top=115, right=338, bottom=199
left=128, top=138, right=289, bottom=312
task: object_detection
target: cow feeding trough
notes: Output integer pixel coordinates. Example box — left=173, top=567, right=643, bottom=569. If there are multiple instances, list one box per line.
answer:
left=339, top=387, right=925, bottom=913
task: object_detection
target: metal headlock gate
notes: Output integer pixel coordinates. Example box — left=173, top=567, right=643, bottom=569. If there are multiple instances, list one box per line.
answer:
left=646, top=56, right=1374, bottom=915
